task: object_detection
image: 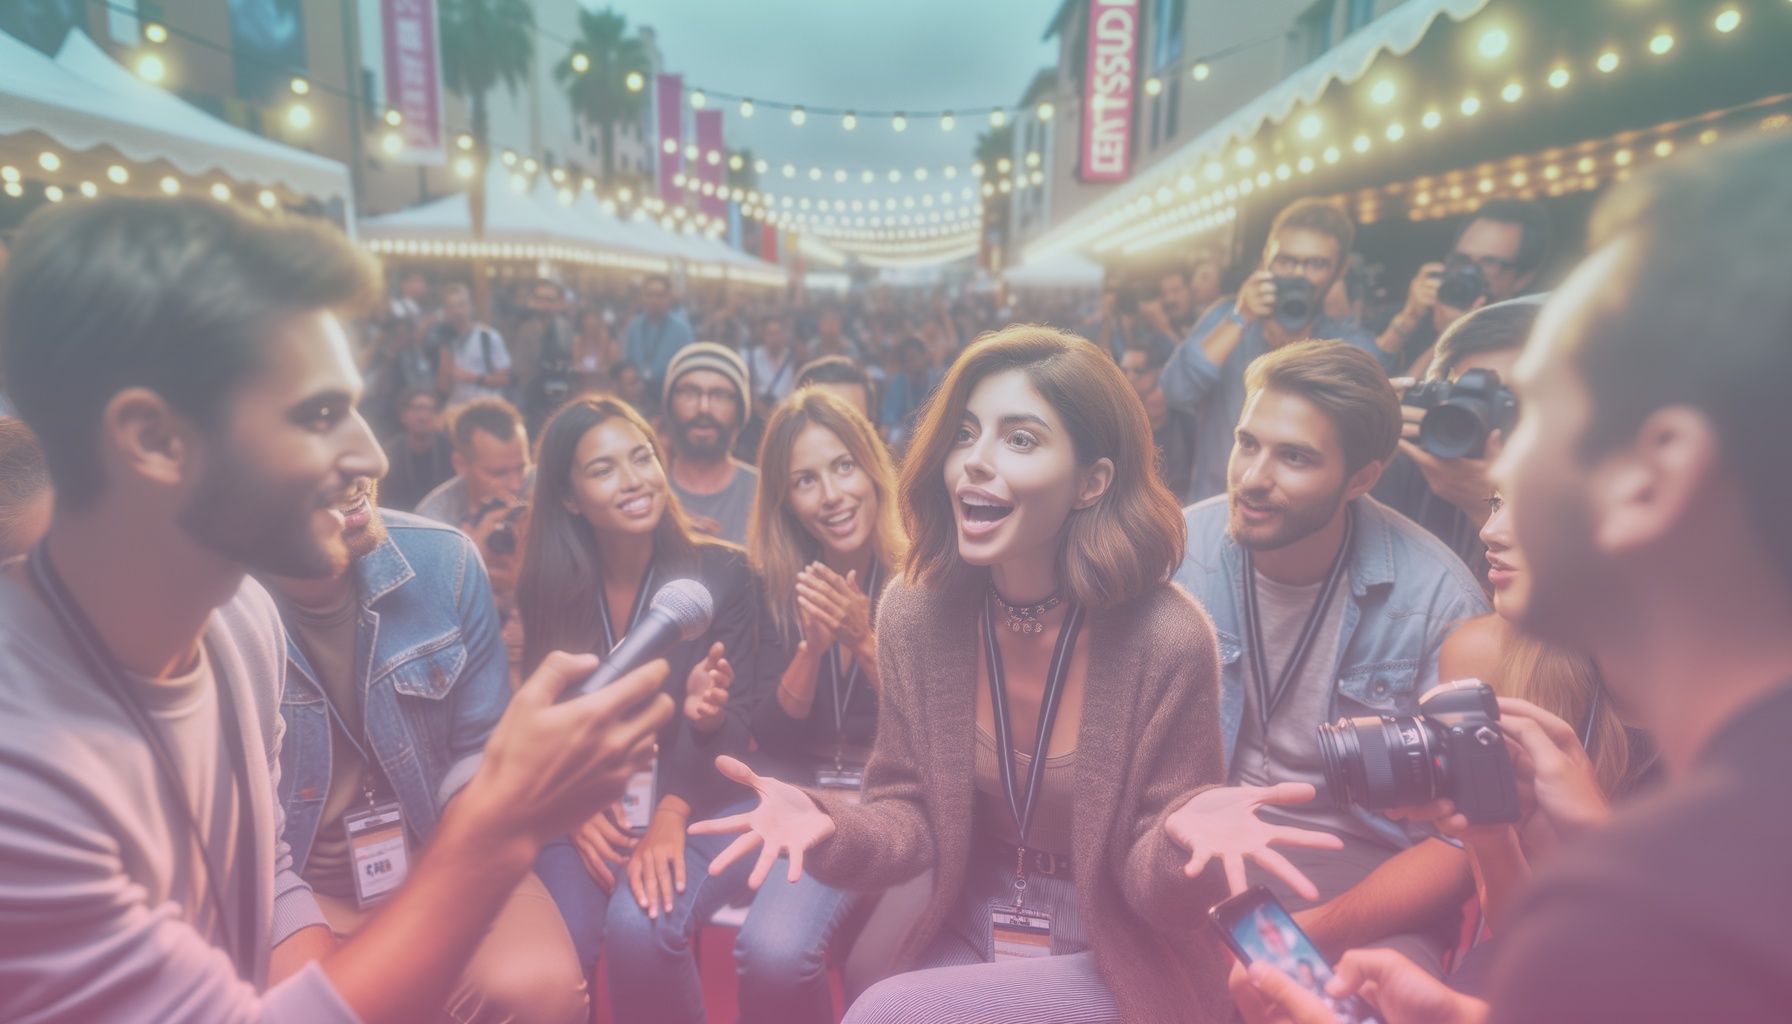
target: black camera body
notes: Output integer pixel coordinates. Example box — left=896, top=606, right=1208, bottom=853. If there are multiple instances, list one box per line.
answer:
left=1402, top=367, right=1517, bottom=459
left=473, top=499, right=530, bottom=557
left=1316, top=679, right=1522, bottom=825
left=1436, top=259, right=1490, bottom=309
left=1271, top=276, right=1318, bottom=331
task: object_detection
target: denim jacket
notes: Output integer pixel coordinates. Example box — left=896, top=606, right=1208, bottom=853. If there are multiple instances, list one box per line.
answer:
left=1173, top=495, right=1490, bottom=847
left=273, top=511, right=509, bottom=871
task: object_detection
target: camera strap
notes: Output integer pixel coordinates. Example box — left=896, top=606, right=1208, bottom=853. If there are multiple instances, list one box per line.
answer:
left=596, top=556, right=658, bottom=653
left=27, top=543, right=260, bottom=981
left=825, top=561, right=880, bottom=769
left=982, top=595, right=1084, bottom=909
left=1240, top=507, right=1355, bottom=736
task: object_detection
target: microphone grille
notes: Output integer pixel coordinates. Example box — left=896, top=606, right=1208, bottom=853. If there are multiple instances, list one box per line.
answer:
left=653, top=578, right=715, bottom=641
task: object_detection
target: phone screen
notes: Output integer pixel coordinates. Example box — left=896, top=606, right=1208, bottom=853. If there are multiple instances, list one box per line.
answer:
left=1210, top=887, right=1382, bottom=1024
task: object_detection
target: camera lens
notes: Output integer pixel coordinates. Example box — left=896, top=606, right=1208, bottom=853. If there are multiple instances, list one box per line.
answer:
left=1317, top=714, right=1441, bottom=809
left=487, top=526, right=517, bottom=557
left=1418, top=400, right=1492, bottom=459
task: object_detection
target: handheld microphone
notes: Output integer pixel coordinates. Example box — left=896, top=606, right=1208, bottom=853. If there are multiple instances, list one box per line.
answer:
left=570, top=579, right=714, bottom=700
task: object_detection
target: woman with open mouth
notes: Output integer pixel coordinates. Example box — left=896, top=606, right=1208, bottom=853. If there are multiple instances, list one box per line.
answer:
left=512, top=395, right=760, bottom=1014
left=659, top=387, right=907, bottom=1024
left=694, top=325, right=1336, bottom=1023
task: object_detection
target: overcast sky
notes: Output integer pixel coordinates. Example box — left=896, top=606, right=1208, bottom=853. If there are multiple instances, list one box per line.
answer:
left=591, top=0, right=1060, bottom=201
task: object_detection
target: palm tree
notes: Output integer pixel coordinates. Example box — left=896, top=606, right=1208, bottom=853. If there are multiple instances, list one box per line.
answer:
left=554, top=7, right=652, bottom=189
left=974, top=124, right=1013, bottom=247
left=439, top=0, right=535, bottom=240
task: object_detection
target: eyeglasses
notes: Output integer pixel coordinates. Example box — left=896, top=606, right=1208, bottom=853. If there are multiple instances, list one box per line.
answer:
left=1452, top=252, right=1523, bottom=276
left=1269, top=254, right=1337, bottom=276
left=671, top=384, right=739, bottom=408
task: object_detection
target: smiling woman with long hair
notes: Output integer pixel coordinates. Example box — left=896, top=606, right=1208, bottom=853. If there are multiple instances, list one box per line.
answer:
left=515, top=395, right=761, bottom=1012
left=693, top=326, right=1336, bottom=1023
left=717, top=388, right=909, bottom=1024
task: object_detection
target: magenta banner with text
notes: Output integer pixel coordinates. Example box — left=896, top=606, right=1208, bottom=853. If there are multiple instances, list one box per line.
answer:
left=381, top=0, right=445, bottom=163
left=1079, top=0, right=1139, bottom=183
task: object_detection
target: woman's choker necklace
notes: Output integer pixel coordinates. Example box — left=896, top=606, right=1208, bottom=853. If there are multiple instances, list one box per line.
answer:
left=989, top=584, right=1063, bottom=635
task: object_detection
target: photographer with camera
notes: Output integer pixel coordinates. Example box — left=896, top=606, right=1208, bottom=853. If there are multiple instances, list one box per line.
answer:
left=1162, top=199, right=1398, bottom=505
left=1241, top=132, right=1792, bottom=1024
left=1173, top=341, right=1489, bottom=1001
left=1377, top=201, right=1551, bottom=376
left=431, top=284, right=514, bottom=408
left=1373, top=298, right=1534, bottom=578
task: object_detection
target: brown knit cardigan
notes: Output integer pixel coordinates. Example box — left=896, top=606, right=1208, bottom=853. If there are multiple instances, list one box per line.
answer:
left=807, top=574, right=1235, bottom=1023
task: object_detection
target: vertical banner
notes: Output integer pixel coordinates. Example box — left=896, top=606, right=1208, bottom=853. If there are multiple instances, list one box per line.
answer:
left=1080, top=0, right=1139, bottom=183
left=656, top=73, right=684, bottom=202
left=381, top=0, right=445, bottom=164
left=694, top=108, right=725, bottom=224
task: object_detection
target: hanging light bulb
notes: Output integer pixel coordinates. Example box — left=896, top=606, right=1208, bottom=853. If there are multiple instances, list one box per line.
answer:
left=892, top=113, right=909, bottom=132
left=990, top=107, right=1007, bottom=128
left=940, top=112, right=956, bottom=131
left=739, top=98, right=755, bottom=118
left=790, top=105, right=807, bottom=126
left=842, top=111, right=858, bottom=131
left=570, top=53, right=590, bottom=73
left=1036, top=101, right=1055, bottom=120
left=625, top=71, right=645, bottom=92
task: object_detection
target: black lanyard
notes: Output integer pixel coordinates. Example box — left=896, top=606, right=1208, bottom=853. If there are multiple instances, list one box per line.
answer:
left=27, top=544, right=259, bottom=980
left=1240, top=509, right=1354, bottom=736
left=982, top=594, right=1084, bottom=902
left=824, top=562, right=879, bottom=766
left=597, top=556, right=658, bottom=653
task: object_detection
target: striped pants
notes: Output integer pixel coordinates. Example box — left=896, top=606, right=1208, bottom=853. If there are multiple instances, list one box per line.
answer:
left=843, top=846, right=1122, bottom=1024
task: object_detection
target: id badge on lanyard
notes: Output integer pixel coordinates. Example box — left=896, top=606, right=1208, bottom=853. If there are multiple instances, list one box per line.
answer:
left=981, top=597, right=1084, bottom=960
left=601, top=559, right=659, bottom=832
left=346, top=795, right=409, bottom=908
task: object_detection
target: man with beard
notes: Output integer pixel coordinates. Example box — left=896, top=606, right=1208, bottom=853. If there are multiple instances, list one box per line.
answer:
left=662, top=342, right=759, bottom=544
left=0, top=197, right=673, bottom=1023
left=258, top=483, right=587, bottom=1023
left=1241, top=133, right=1792, bottom=1024
left=1174, top=341, right=1487, bottom=990
left=1162, top=199, right=1397, bottom=504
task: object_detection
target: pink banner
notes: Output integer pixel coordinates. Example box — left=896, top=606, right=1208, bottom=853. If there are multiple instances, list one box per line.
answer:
left=656, top=73, right=684, bottom=202
left=1080, top=0, right=1139, bottom=183
left=382, top=0, right=445, bottom=164
left=695, top=108, right=725, bottom=222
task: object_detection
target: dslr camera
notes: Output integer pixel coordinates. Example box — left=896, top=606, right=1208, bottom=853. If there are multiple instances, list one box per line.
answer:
left=1402, top=367, right=1517, bottom=459
left=1435, top=257, right=1491, bottom=310
left=1316, top=679, right=1521, bottom=825
left=472, top=498, right=530, bottom=557
left=1271, top=276, right=1318, bottom=332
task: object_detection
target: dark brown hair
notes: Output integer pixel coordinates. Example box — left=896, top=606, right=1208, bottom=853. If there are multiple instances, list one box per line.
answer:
left=1244, top=340, right=1400, bottom=474
left=1571, top=134, right=1792, bottom=586
left=1265, top=197, right=1355, bottom=264
left=899, top=325, right=1184, bottom=609
left=0, top=417, right=49, bottom=557
left=516, top=394, right=697, bottom=672
left=0, top=197, right=380, bottom=510
left=448, top=397, right=525, bottom=453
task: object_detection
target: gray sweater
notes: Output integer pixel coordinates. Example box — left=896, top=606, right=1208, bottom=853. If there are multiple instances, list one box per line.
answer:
left=808, top=575, right=1237, bottom=1023
left=0, top=570, right=353, bottom=1022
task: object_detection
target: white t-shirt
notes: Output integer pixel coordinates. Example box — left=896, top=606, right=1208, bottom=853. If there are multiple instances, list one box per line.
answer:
left=447, top=324, right=512, bottom=406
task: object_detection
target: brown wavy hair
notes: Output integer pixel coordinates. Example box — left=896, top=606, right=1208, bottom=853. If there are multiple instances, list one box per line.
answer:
left=517, top=394, right=697, bottom=673
left=899, top=324, right=1184, bottom=609
left=749, top=388, right=907, bottom=636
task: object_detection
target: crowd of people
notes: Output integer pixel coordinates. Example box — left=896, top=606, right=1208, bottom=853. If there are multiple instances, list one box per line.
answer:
left=0, top=131, right=1787, bottom=1024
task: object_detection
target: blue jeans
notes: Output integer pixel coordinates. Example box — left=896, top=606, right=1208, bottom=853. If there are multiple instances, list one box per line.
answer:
left=604, top=804, right=860, bottom=1024
left=535, top=836, right=617, bottom=981
left=735, top=870, right=861, bottom=1024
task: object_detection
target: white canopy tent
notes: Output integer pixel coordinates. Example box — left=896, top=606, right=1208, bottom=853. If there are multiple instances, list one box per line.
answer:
left=1002, top=250, right=1104, bottom=290
left=0, top=29, right=352, bottom=214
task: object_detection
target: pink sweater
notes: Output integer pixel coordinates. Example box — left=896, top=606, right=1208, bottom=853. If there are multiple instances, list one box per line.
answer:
left=808, top=575, right=1235, bottom=1023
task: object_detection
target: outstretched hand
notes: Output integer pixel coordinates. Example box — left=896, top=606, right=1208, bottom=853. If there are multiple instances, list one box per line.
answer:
left=1164, top=783, right=1343, bottom=900
left=688, top=755, right=836, bottom=889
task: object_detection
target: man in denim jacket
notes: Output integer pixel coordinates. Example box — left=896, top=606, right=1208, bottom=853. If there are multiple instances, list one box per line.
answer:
left=262, top=491, right=587, bottom=1024
left=1174, top=342, right=1488, bottom=986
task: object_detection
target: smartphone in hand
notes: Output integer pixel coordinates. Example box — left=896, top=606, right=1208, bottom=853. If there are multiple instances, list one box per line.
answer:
left=1209, top=886, right=1383, bottom=1024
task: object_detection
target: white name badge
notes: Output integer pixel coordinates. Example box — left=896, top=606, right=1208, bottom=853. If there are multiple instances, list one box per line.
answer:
left=814, top=765, right=864, bottom=794
left=622, top=761, right=657, bottom=831
left=346, top=801, right=409, bottom=909
left=991, top=906, right=1054, bottom=960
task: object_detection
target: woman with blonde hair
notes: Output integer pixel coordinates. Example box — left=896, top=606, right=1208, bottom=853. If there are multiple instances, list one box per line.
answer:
left=703, top=387, right=910, bottom=1024
left=695, top=325, right=1338, bottom=1023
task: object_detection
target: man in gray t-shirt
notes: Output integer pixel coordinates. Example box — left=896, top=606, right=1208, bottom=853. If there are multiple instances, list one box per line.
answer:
left=661, top=342, right=760, bottom=545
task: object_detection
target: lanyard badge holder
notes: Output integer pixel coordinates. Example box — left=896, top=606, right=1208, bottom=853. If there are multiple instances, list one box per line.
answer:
left=982, top=597, right=1084, bottom=961
left=1239, top=509, right=1354, bottom=747
left=600, top=559, right=660, bottom=831
left=815, top=564, right=879, bottom=801
left=345, top=776, right=409, bottom=908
